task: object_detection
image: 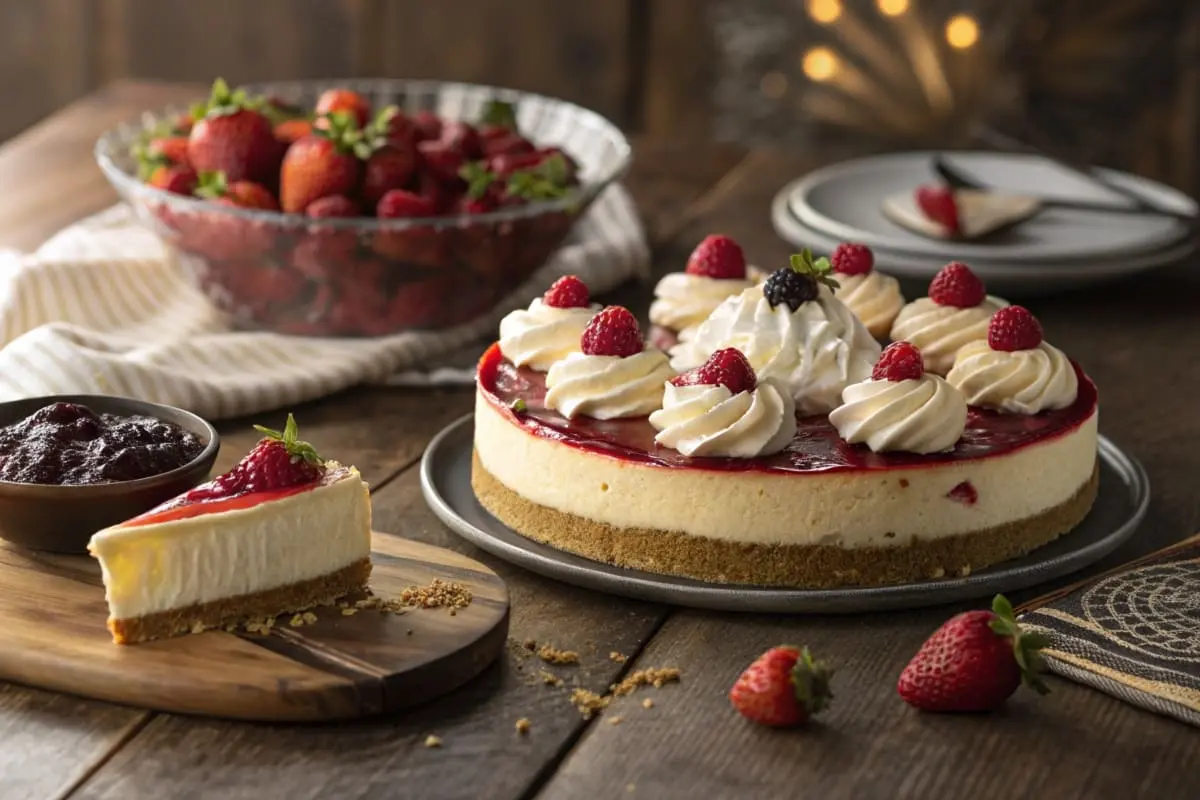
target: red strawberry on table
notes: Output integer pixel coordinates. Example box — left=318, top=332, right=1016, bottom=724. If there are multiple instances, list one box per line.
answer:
left=671, top=348, right=757, bottom=394
left=915, top=184, right=961, bottom=235
left=581, top=306, right=644, bottom=358
left=187, top=78, right=282, bottom=185
left=898, top=594, right=1049, bottom=713
left=314, top=88, right=372, bottom=130
left=685, top=234, right=747, bottom=280
left=730, top=646, right=833, bottom=727
left=279, top=113, right=365, bottom=213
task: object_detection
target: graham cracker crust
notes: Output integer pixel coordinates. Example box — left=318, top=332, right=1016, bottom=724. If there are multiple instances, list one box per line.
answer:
left=471, top=451, right=1100, bottom=588
left=110, top=558, right=373, bottom=645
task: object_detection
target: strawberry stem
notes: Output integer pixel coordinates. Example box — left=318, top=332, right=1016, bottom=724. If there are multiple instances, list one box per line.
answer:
left=789, top=646, right=834, bottom=716
left=194, top=170, right=229, bottom=200
left=480, top=99, right=518, bottom=131
left=252, top=414, right=324, bottom=467
left=988, top=594, right=1050, bottom=696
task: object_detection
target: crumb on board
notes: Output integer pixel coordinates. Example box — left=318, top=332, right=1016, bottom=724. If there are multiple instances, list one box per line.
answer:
left=515, top=718, right=531, bottom=735
left=642, top=698, right=654, bottom=709
left=424, top=735, right=442, bottom=748
left=612, top=668, right=681, bottom=697
left=341, top=607, right=358, bottom=616
left=537, top=644, right=580, bottom=665
left=539, top=671, right=564, bottom=687
left=608, top=716, right=623, bottom=726
left=609, top=651, right=628, bottom=664
left=399, top=578, right=473, bottom=610
left=522, top=638, right=538, bottom=652
left=570, top=689, right=611, bottom=719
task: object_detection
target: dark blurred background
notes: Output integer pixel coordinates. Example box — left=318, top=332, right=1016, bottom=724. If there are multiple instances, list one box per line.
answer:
left=2, top=0, right=1196, bottom=191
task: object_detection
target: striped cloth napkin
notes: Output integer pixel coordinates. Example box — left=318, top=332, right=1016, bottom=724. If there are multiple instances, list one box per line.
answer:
left=0, top=188, right=649, bottom=419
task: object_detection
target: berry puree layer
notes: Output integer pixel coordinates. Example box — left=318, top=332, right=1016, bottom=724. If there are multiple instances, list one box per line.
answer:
left=472, top=344, right=1100, bottom=588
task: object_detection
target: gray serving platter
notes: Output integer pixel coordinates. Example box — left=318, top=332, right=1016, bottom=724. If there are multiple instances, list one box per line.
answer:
left=421, top=415, right=1150, bottom=613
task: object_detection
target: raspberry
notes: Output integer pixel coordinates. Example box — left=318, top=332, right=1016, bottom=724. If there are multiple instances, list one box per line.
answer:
left=915, top=185, right=961, bottom=233
left=987, top=306, right=1043, bottom=352
left=685, top=235, right=747, bottom=280
left=928, top=262, right=986, bottom=308
left=200, top=414, right=324, bottom=499
left=831, top=243, right=874, bottom=276
left=671, top=348, right=757, bottom=394
left=542, top=275, right=590, bottom=309
left=305, top=195, right=360, bottom=217
left=872, top=341, right=924, bottom=382
left=580, top=306, right=644, bottom=357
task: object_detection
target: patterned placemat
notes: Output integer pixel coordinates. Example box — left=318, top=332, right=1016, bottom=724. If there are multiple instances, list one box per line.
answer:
left=1018, top=533, right=1200, bottom=727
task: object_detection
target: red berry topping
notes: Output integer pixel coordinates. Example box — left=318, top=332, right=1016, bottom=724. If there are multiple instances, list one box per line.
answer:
left=542, top=275, right=590, bottom=309
left=830, top=242, right=874, bottom=276
left=685, top=234, right=747, bottom=280
left=872, top=341, right=924, bottom=382
left=580, top=306, right=643, bottom=358
left=729, top=646, right=833, bottom=727
left=987, top=306, right=1043, bottom=352
left=188, top=414, right=324, bottom=502
left=305, top=194, right=360, bottom=218
left=928, top=262, right=986, bottom=308
left=915, top=185, right=961, bottom=234
left=671, top=348, right=757, bottom=394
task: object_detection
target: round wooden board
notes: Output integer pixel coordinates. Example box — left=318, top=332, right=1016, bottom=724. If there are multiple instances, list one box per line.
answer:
left=0, top=532, right=509, bottom=722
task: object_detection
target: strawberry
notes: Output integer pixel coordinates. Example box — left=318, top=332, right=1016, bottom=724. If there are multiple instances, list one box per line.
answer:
left=362, top=145, right=418, bottom=209
left=412, top=110, right=443, bottom=142
left=928, top=261, right=986, bottom=308
left=196, top=171, right=279, bottom=210
left=147, top=136, right=191, bottom=167
left=580, top=306, right=643, bottom=358
left=418, top=139, right=467, bottom=185
left=488, top=150, right=546, bottom=178
left=187, top=79, right=282, bottom=185
left=386, top=276, right=455, bottom=330
left=373, top=107, right=418, bottom=150
left=297, top=196, right=362, bottom=267
left=305, top=194, right=360, bottom=218
left=315, top=88, right=371, bottom=130
left=205, top=414, right=324, bottom=498
left=730, top=646, right=833, bottom=727
left=372, top=189, right=444, bottom=265
left=830, top=242, right=874, bottom=276
left=482, top=132, right=534, bottom=158
left=185, top=172, right=278, bottom=259
left=987, top=306, right=1043, bottom=352
left=148, top=164, right=198, bottom=196
left=872, top=341, right=924, bottom=382
left=686, top=235, right=747, bottom=280
left=279, top=113, right=364, bottom=213
left=898, top=594, right=1049, bottom=712
left=915, top=185, right=961, bottom=234
left=543, top=275, right=590, bottom=309
left=671, top=348, right=756, bottom=394
left=439, top=121, right=483, bottom=159
left=274, top=118, right=314, bottom=145
left=376, top=188, right=437, bottom=219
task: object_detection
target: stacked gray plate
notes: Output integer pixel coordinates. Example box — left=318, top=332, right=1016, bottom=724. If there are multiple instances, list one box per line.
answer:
left=771, top=151, right=1197, bottom=296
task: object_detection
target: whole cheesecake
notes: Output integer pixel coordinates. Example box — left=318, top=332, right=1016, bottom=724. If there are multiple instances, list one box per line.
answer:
left=470, top=255, right=1100, bottom=589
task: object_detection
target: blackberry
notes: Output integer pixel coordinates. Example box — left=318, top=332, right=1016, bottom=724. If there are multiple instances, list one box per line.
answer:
left=763, top=268, right=818, bottom=310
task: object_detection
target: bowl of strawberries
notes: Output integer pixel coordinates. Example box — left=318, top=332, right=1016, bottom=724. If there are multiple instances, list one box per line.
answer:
left=95, top=78, right=632, bottom=337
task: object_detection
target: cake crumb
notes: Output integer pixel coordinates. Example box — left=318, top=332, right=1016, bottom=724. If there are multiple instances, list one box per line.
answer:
left=537, top=644, right=580, bottom=665
left=423, top=735, right=442, bottom=748
left=612, top=667, right=681, bottom=696
left=400, top=578, right=473, bottom=610
left=341, top=607, right=358, bottom=616
left=522, top=638, right=538, bottom=651
left=609, top=651, right=627, bottom=664
left=449, top=609, right=457, bottom=616
left=570, top=689, right=611, bottom=719
left=190, top=621, right=208, bottom=635
left=243, top=616, right=277, bottom=635
left=301, top=611, right=317, bottom=624
left=608, top=716, right=623, bottom=726
left=515, top=718, right=531, bottom=735
left=539, top=671, right=564, bottom=687
left=959, top=565, right=972, bottom=577
left=642, top=698, right=654, bottom=709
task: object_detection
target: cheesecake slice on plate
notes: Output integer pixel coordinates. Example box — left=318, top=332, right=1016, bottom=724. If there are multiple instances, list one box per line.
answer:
left=89, top=415, right=372, bottom=645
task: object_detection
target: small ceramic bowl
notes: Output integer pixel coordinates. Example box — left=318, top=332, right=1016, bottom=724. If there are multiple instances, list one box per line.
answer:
left=0, top=395, right=219, bottom=554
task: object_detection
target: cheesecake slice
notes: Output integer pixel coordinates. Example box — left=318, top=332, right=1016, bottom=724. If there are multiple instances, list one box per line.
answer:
left=89, top=416, right=372, bottom=645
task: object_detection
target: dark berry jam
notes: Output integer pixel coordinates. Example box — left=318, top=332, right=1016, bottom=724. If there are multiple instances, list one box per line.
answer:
left=0, top=402, right=204, bottom=485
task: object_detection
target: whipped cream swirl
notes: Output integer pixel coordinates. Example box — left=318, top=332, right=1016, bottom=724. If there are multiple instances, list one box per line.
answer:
left=649, top=273, right=756, bottom=341
left=669, top=286, right=881, bottom=416
left=649, top=378, right=796, bottom=458
left=834, top=271, right=905, bottom=340
left=946, top=340, right=1078, bottom=414
left=498, top=299, right=599, bottom=371
left=829, top=375, right=968, bottom=454
left=888, top=296, right=1008, bottom=375
left=545, top=349, right=674, bottom=420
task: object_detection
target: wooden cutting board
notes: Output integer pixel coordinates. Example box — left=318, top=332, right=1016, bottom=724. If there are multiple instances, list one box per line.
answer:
left=0, top=532, right=509, bottom=722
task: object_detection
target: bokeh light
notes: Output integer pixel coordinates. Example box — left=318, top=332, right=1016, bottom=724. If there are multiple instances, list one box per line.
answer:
left=945, top=15, right=980, bottom=49
left=801, top=47, right=840, bottom=82
left=876, top=0, right=909, bottom=17
left=807, top=0, right=842, bottom=25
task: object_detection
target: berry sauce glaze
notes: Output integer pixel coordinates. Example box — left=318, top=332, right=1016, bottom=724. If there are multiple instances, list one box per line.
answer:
left=478, top=343, right=1098, bottom=474
left=119, top=465, right=348, bottom=528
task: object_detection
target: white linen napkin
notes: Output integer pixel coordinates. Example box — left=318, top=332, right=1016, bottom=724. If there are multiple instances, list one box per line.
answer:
left=0, top=187, right=648, bottom=419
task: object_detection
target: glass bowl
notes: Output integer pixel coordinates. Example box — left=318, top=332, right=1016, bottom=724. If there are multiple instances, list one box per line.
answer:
left=95, top=79, right=632, bottom=337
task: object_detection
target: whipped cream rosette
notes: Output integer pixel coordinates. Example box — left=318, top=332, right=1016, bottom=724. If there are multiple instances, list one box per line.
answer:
left=830, top=341, right=967, bottom=454
left=947, top=306, right=1078, bottom=415
left=889, top=262, right=1008, bottom=375
left=499, top=275, right=599, bottom=371
left=545, top=305, right=674, bottom=420
left=829, top=243, right=904, bottom=339
left=650, top=234, right=757, bottom=341
left=670, top=250, right=880, bottom=416
left=649, top=348, right=796, bottom=457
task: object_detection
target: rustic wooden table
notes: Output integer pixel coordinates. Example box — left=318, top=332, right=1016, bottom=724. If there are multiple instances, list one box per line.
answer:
left=0, top=82, right=1197, bottom=800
